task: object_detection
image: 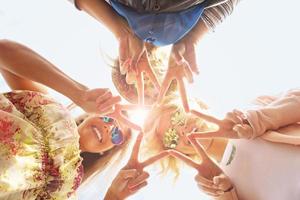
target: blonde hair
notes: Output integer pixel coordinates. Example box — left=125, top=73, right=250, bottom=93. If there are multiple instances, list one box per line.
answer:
left=143, top=94, right=213, bottom=178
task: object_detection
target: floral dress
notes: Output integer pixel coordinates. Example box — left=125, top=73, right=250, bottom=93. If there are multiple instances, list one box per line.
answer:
left=0, top=91, right=83, bottom=200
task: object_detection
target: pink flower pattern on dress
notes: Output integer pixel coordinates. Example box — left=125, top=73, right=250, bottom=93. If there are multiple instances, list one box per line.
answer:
left=0, top=117, right=21, bottom=156
left=0, top=91, right=83, bottom=200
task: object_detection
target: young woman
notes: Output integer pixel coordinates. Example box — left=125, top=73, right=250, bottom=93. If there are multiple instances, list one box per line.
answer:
left=110, top=43, right=300, bottom=199
left=67, top=0, right=240, bottom=110
left=172, top=89, right=300, bottom=200
left=0, top=40, right=168, bottom=200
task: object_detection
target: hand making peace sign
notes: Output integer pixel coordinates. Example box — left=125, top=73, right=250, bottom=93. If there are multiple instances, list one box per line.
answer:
left=170, top=135, right=233, bottom=197
left=106, top=133, right=169, bottom=200
left=190, top=109, right=254, bottom=139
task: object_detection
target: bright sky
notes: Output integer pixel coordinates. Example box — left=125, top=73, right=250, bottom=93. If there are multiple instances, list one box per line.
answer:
left=0, top=0, right=300, bottom=199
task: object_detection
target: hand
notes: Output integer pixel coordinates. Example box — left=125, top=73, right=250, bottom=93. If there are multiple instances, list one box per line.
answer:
left=169, top=135, right=233, bottom=197
left=134, top=53, right=161, bottom=105
left=119, top=34, right=160, bottom=105
left=73, top=88, right=121, bottom=115
left=190, top=109, right=254, bottom=139
left=157, top=40, right=196, bottom=113
left=107, top=104, right=146, bottom=131
left=106, top=133, right=169, bottom=200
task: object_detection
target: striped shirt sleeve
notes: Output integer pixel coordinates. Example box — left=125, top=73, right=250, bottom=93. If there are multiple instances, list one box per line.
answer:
left=201, top=0, right=241, bottom=31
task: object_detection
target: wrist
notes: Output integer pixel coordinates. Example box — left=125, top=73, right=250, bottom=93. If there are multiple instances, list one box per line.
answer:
left=104, top=189, right=121, bottom=200
left=114, top=19, right=133, bottom=41
left=183, top=20, right=208, bottom=45
left=67, top=82, right=88, bottom=106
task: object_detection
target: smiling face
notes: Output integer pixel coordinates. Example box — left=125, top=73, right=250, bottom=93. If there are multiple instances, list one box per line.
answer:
left=78, top=116, right=128, bottom=153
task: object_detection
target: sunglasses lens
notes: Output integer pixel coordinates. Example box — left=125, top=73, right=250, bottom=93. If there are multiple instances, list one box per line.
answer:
left=111, top=127, right=124, bottom=145
left=102, top=116, right=114, bottom=123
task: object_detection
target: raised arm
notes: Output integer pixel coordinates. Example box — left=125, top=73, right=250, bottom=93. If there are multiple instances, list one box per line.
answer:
left=0, top=40, right=121, bottom=114
left=0, top=40, right=87, bottom=98
left=70, top=0, right=130, bottom=39
left=246, top=89, right=300, bottom=138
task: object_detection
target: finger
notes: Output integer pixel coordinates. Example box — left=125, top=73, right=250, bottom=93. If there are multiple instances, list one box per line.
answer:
left=85, top=88, right=110, bottom=101
left=126, top=71, right=136, bottom=84
left=98, top=96, right=121, bottom=111
left=172, top=44, right=185, bottom=65
left=128, top=181, right=148, bottom=193
left=122, top=59, right=132, bottom=75
left=213, top=174, right=232, bottom=191
left=169, top=150, right=199, bottom=169
left=129, top=133, right=143, bottom=162
left=183, top=62, right=194, bottom=83
left=233, top=109, right=248, bottom=122
left=140, top=150, right=169, bottom=168
left=136, top=71, right=145, bottom=105
left=131, top=51, right=144, bottom=74
left=187, top=47, right=199, bottom=74
left=187, top=135, right=210, bottom=161
left=233, top=124, right=253, bottom=139
left=232, top=109, right=244, bottom=117
left=119, top=169, right=138, bottom=179
left=191, top=109, right=221, bottom=125
left=226, top=112, right=243, bottom=125
left=189, top=131, right=224, bottom=139
left=96, top=90, right=112, bottom=104
left=195, top=173, right=215, bottom=188
left=197, top=184, right=222, bottom=197
left=146, top=66, right=161, bottom=91
left=117, top=114, right=142, bottom=131
left=98, top=106, right=114, bottom=116
left=128, top=171, right=149, bottom=189
left=144, top=53, right=161, bottom=90
left=177, top=78, right=190, bottom=113
left=157, top=76, right=172, bottom=104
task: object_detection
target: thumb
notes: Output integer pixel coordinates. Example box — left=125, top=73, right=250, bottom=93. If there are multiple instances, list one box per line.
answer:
left=84, top=88, right=110, bottom=101
left=213, top=174, right=232, bottom=191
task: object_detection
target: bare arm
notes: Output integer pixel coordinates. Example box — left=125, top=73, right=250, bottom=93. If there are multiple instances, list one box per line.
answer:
left=0, top=40, right=87, bottom=103
left=246, top=89, right=300, bottom=138
left=74, top=0, right=131, bottom=39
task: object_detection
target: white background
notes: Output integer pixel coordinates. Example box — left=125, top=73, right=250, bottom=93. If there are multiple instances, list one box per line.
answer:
left=0, top=0, right=300, bottom=199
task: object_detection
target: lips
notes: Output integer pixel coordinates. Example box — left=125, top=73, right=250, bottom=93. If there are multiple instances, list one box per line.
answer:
left=91, top=126, right=103, bottom=143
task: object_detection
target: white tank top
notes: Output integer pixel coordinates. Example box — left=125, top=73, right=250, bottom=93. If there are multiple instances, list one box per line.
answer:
left=221, top=127, right=300, bottom=200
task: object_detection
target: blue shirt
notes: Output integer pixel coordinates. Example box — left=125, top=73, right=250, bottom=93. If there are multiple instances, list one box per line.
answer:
left=110, top=0, right=205, bottom=46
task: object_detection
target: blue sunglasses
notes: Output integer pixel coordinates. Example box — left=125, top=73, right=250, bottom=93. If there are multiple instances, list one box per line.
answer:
left=101, top=116, right=124, bottom=145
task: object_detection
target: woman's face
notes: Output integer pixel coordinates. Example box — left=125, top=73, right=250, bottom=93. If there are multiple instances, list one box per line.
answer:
left=78, top=116, right=127, bottom=153
left=156, top=109, right=211, bottom=155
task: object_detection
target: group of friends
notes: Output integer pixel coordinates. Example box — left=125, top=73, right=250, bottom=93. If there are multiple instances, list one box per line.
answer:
left=1, top=0, right=300, bottom=200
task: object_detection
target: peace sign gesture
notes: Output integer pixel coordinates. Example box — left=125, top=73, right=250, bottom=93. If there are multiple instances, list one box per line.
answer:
left=169, top=135, right=233, bottom=197
left=107, top=104, right=143, bottom=131
left=190, top=109, right=254, bottom=139
left=134, top=52, right=161, bottom=105
left=105, top=133, right=169, bottom=200
left=124, top=133, right=169, bottom=172
left=158, top=56, right=193, bottom=112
